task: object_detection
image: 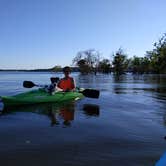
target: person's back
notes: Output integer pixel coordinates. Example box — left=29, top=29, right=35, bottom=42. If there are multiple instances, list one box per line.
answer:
left=57, top=66, right=75, bottom=91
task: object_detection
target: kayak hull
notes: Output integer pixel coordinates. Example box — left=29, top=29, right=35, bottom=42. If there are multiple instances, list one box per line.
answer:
left=1, top=89, right=84, bottom=106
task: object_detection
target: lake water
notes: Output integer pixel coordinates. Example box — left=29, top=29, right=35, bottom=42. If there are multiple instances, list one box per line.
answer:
left=0, top=72, right=166, bottom=166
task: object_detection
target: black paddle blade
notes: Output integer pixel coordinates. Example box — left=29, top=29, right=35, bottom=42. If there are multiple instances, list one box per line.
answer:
left=23, top=81, right=36, bottom=88
left=81, top=89, right=100, bottom=98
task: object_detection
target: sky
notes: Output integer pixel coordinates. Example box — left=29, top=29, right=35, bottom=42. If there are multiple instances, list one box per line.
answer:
left=0, top=0, right=166, bottom=69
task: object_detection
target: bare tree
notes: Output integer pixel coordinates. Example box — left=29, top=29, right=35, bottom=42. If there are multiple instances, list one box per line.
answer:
left=73, top=49, right=101, bottom=74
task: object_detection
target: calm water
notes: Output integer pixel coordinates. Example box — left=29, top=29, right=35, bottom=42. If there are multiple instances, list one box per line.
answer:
left=0, top=72, right=166, bottom=166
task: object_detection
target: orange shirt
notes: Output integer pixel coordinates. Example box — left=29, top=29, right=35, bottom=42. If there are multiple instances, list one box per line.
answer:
left=57, top=77, right=75, bottom=91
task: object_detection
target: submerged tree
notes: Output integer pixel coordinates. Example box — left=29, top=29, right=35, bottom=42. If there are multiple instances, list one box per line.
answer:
left=146, top=33, right=166, bottom=74
left=73, top=49, right=100, bottom=74
left=112, top=48, right=128, bottom=75
left=98, top=59, right=111, bottom=73
left=77, top=59, right=91, bottom=74
left=129, top=56, right=150, bottom=74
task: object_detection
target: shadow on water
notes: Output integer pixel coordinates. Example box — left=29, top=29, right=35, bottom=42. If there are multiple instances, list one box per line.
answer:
left=1, top=101, right=100, bottom=127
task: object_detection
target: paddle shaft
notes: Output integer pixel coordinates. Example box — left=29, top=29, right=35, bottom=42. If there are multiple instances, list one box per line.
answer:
left=23, top=81, right=99, bottom=98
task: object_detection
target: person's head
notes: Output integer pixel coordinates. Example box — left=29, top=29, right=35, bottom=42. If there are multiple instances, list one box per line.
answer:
left=50, top=77, right=60, bottom=84
left=63, top=66, right=71, bottom=77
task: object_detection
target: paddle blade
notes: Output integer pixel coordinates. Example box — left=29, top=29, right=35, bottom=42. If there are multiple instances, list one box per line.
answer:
left=81, top=89, right=100, bottom=98
left=23, top=81, right=36, bottom=88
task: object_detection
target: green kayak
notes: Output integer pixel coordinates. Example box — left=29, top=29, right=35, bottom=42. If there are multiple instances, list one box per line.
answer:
left=1, top=89, right=84, bottom=106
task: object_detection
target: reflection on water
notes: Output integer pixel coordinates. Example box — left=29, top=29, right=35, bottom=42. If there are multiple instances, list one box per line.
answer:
left=110, top=74, right=166, bottom=98
left=1, top=102, right=100, bottom=127
left=1, top=72, right=166, bottom=166
left=83, top=104, right=100, bottom=117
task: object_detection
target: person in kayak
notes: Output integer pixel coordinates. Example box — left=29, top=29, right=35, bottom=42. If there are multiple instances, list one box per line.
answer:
left=57, top=66, right=76, bottom=92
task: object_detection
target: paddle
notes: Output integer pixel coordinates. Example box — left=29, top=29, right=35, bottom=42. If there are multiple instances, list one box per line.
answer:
left=23, top=80, right=100, bottom=99
left=23, top=77, right=60, bottom=88
left=23, top=81, right=38, bottom=88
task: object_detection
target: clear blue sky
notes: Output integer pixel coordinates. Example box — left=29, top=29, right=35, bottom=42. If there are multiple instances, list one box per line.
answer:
left=0, top=0, right=166, bottom=69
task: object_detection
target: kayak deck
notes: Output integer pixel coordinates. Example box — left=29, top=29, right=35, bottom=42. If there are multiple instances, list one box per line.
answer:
left=1, top=89, right=84, bottom=106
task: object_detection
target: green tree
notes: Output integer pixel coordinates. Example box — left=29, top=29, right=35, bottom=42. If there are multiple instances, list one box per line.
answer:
left=98, top=59, right=111, bottom=73
left=73, top=49, right=100, bottom=74
left=77, top=59, right=91, bottom=74
left=112, top=48, right=128, bottom=75
left=51, top=65, right=62, bottom=72
left=129, top=56, right=150, bottom=74
left=146, top=33, right=166, bottom=73
left=130, top=56, right=141, bottom=74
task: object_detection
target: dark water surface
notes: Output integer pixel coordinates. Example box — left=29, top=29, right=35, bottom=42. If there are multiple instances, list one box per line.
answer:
left=0, top=72, right=166, bottom=166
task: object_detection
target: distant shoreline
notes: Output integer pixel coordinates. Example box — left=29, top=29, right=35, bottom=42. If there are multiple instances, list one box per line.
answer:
left=0, top=69, right=54, bottom=72
left=0, top=67, right=79, bottom=72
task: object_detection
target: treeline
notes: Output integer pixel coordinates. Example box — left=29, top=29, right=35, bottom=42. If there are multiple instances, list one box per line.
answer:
left=1, top=33, right=166, bottom=74
left=73, top=33, right=166, bottom=75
